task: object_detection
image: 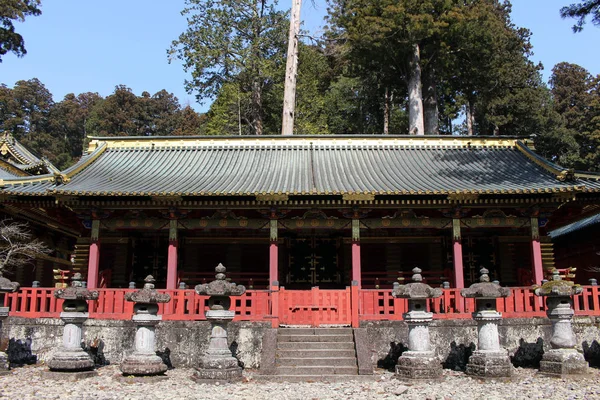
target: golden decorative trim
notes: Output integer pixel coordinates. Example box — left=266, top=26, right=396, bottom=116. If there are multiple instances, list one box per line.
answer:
left=86, top=135, right=520, bottom=150
left=343, top=193, right=375, bottom=201
left=151, top=195, right=183, bottom=202
left=447, top=193, right=479, bottom=202
left=65, top=142, right=107, bottom=179
left=53, top=173, right=70, bottom=184
left=515, top=141, right=572, bottom=181
left=256, top=193, right=289, bottom=202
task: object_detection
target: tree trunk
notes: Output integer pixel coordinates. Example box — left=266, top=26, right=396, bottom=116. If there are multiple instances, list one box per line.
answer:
left=408, top=43, right=424, bottom=135
left=465, top=102, right=474, bottom=136
left=383, top=87, right=391, bottom=135
left=252, top=79, right=263, bottom=135
left=281, top=0, right=302, bottom=136
left=423, top=67, right=439, bottom=135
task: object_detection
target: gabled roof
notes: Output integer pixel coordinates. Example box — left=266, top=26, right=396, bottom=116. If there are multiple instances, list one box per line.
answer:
left=0, top=135, right=597, bottom=199
left=550, top=212, right=600, bottom=239
left=0, top=133, right=58, bottom=177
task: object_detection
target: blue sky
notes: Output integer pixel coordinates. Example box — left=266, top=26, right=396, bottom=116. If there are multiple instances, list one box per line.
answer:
left=1, top=0, right=599, bottom=114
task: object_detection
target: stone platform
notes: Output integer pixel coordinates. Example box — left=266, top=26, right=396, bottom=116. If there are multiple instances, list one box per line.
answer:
left=41, top=370, right=98, bottom=381
left=539, top=349, right=589, bottom=376
left=465, top=351, right=513, bottom=378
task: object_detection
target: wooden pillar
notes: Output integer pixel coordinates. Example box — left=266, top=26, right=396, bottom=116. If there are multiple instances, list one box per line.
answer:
left=269, top=218, right=279, bottom=328
left=531, top=217, right=544, bottom=285
left=166, top=219, right=178, bottom=290
left=452, top=218, right=465, bottom=289
left=269, top=219, right=279, bottom=285
left=351, top=219, right=361, bottom=288
left=87, top=219, right=100, bottom=289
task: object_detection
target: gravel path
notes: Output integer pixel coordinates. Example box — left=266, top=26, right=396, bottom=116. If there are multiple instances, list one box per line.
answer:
left=1, top=365, right=599, bottom=400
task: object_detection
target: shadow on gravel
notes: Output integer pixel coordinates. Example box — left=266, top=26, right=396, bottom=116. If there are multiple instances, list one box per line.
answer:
left=377, top=341, right=408, bottom=371
left=443, top=341, right=475, bottom=371
left=511, top=338, right=544, bottom=368
left=582, top=340, right=600, bottom=368
left=7, top=338, right=37, bottom=367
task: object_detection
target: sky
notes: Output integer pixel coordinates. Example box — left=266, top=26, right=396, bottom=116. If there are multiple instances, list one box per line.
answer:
left=1, top=0, right=599, bottom=114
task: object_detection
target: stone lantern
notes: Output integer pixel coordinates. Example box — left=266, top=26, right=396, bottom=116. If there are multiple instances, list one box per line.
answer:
left=533, top=269, right=588, bottom=376
left=46, top=273, right=99, bottom=377
left=120, top=275, right=171, bottom=376
left=460, top=268, right=512, bottom=378
left=391, top=267, right=443, bottom=380
left=0, top=275, right=19, bottom=374
left=192, top=263, right=246, bottom=382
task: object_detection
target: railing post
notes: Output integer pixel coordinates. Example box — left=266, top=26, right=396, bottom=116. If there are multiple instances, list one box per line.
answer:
left=351, top=281, right=359, bottom=328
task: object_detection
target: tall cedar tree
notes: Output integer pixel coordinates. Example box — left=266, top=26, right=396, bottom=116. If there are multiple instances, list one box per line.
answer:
left=0, top=0, right=41, bottom=62
left=169, top=0, right=288, bottom=135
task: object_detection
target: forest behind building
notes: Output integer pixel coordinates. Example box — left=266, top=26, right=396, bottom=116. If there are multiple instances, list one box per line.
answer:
left=0, top=0, right=599, bottom=172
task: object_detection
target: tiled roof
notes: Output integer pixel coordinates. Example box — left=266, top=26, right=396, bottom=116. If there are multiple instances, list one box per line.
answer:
left=0, top=136, right=597, bottom=198
left=550, top=212, right=600, bottom=238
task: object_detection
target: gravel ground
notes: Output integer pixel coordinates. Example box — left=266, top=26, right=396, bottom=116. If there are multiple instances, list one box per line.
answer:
left=1, top=364, right=599, bottom=400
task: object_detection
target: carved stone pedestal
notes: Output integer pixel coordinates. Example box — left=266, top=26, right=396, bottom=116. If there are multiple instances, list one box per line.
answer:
left=534, top=277, right=589, bottom=377
left=120, top=276, right=170, bottom=377
left=392, top=268, right=443, bottom=381
left=121, top=314, right=166, bottom=376
left=47, top=312, right=95, bottom=372
left=395, top=309, right=442, bottom=380
left=193, top=310, right=242, bottom=383
left=465, top=310, right=512, bottom=378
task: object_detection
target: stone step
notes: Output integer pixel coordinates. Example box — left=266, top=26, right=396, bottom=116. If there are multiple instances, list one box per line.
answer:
left=278, top=328, right=353, bottom=336
left=275, top=366, right=358, bottom=375
left=254, top=375, right=376, bottom=383
left=276, top=357, right=357, bottom=367
left=277, top=341, right=355, bottom=350
left=278, top=334, right=354, bottom=343
left=276, top=349, right=356, bottom=359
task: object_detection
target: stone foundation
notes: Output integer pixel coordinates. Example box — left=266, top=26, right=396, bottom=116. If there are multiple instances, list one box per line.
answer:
left=539, top=349, right=589, bottom=376
left=395, top=351, right=442, bottom=380
left=465, top=351, right=513, bottom=378
left=3, top=316, right=600, bottom=370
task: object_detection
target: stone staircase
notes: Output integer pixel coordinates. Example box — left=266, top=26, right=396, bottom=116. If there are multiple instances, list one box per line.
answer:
left=273, top=327, right=362, bottom=381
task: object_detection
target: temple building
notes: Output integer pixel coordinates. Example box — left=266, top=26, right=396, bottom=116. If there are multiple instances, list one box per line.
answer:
left=1, top=134, right=599, bottom=297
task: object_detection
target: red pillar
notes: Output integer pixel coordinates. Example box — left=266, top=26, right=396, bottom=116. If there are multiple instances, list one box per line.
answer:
left=351, top=219, right=361, bottom=288
left=531, top=217, right=544, bottom=284
left=453, top=241, right=465, bottom=289
left=269, top=219, right=279, bottom=285
left=87, top=219, right=100, bottom=289
left=452, top=218, right=465, bottom=289
left=269, top=218, right=279, bottom=328
left=270, top=242, right=279, bottom=284
left=166, top=219, right=178, bottom=290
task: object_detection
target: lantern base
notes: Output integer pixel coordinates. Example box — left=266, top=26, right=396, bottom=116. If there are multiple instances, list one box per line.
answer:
left=395, top=351, right=442, bottom=381
left=539, top=349, right=588, bottom=376
left=47, top=348, right=95, bottom=372
left=466, top=350, right=512, bottom=378
left=120, top=353, right=168, bottom=376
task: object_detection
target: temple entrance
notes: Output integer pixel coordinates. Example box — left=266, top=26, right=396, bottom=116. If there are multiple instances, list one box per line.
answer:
left=283, top=237, right=345, bottom=288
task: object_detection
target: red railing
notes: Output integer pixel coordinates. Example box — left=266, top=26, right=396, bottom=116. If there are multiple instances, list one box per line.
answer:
left=4, top=286, right=600, bottom=323
left=3, top=288, right=272, bottom=322
left=278, top=287, right=351, bottom=326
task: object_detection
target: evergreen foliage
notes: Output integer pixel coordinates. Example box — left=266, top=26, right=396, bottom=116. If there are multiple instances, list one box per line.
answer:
left=0, top=0, right=41, bottom=62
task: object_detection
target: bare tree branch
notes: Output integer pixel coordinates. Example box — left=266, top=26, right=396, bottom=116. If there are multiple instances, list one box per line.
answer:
left=0, top=219, right=51, bottom=277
